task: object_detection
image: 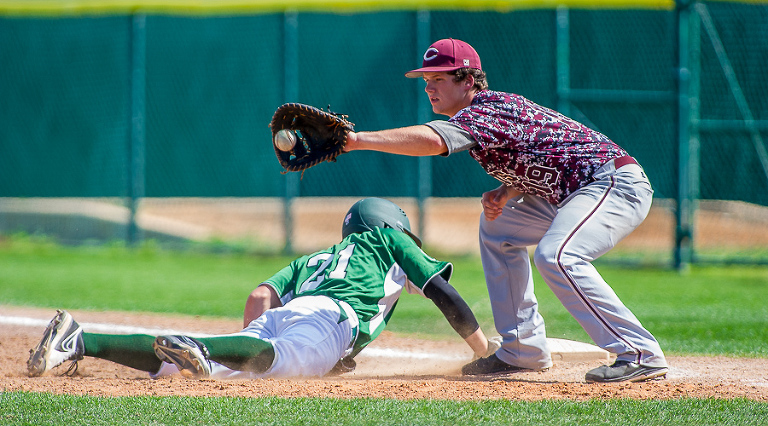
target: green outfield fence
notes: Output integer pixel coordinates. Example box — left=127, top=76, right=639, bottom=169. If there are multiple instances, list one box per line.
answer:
left=1, top=0, right=767, bottom=267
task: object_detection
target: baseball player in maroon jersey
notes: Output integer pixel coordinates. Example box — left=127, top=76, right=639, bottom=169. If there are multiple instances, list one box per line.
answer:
left=343, top=38, right=668, bottom=382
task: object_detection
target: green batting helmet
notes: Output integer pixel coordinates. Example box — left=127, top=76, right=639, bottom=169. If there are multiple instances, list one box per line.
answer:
left=342, top=198, right=422, bottom=247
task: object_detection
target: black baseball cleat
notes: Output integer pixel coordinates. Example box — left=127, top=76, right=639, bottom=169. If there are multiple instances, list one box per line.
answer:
left=461, top=354, right=529, bottom=376
left=153, top=335, right=212, bottom=379
left=585, top=360, right=668, bottom=383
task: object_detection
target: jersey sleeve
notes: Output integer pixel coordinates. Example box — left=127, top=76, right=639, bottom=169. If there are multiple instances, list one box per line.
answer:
left=383, top=229, right=453, bottom=294
left=262, top=259, right=304, bottom=304
left=425, top=120, right=478, bottom=156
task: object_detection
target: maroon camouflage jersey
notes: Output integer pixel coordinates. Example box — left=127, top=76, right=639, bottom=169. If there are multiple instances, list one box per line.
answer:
left=450, top=90, right=630, bottom=204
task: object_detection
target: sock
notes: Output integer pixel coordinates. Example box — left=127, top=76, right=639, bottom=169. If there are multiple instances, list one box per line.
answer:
left=196, top=335, right=275, bottom=374
left=82, top=333, right=162, bottom=373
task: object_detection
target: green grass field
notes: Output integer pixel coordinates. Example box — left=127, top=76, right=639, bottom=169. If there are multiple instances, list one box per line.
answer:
left=2, top=393, right=767, bottom=426
left=1, top=235, right=767, bottom=425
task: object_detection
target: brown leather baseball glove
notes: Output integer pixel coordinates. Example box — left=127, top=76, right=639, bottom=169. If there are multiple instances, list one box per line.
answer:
left=269, top=103, right=355, bottom=172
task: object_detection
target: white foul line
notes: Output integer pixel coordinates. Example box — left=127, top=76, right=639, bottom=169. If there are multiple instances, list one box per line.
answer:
left=0, top=314, right=465, bottom=361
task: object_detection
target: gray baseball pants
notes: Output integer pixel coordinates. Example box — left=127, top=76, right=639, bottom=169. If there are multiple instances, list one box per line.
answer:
left=479, top=161, right=667, bottom=370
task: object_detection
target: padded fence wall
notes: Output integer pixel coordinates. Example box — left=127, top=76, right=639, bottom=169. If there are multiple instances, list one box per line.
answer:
left=0, top=8, right=679, bottom=199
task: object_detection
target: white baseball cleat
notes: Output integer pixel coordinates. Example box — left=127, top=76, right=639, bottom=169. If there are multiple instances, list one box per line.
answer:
left=27, top=310, right=84, bottom=377
left=153, top=335, right=212, bottom=379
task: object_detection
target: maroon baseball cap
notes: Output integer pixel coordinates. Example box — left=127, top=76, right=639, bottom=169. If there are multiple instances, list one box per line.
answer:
left=405, top=38, right=482, bottom=78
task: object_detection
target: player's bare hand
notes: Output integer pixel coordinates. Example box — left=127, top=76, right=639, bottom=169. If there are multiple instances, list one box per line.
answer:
left=343, top=131, right=357, bottom=152
left=481, top=185, right=520, bottom=221
left=481, top=187, right=506, bottom=221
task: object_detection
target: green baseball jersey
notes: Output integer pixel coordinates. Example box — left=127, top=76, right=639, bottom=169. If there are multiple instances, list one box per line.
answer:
left=263, top=228, right=452, bottom=355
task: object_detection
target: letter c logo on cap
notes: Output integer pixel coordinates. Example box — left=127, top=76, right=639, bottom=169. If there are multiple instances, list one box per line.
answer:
left=424, top=47, right=439, bottom=62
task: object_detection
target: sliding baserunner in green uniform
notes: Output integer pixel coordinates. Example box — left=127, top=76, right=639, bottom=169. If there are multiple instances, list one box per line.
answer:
left=28, top=198, right=498, bottom=379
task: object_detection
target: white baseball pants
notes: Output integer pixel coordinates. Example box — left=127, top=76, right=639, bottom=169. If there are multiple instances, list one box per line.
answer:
left=153, top=295, right=358, bottom=379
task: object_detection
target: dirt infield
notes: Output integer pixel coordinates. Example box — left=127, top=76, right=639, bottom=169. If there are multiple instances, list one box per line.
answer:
left=3, top=306, right=767, bottom=401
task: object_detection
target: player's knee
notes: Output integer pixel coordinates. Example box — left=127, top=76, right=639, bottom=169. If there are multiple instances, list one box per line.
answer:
left=534, top=241, right=589, bottom=274
left=533, top=244, right=558, bottom=271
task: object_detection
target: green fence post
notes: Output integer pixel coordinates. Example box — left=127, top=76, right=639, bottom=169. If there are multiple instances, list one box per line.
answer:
left=675, top=0, right=697, bottom=270
left=127, top=13, right=146, bottom=247
left=689, top=3, right=701, bottom=263
left=416, top=9, right=431, bottom=241
left=283, top=11, right=300, bottom=255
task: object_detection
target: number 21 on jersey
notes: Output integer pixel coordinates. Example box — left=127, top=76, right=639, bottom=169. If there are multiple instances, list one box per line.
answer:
left=298, top=243, right=356, bottom=294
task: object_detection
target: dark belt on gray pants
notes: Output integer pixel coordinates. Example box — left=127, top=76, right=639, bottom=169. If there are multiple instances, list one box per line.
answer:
left=613, top=155, right=638, bottom=169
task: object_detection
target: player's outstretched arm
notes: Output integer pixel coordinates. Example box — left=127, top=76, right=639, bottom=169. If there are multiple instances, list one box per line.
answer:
left=243, top=284, right=281, bottom=327
left=345, top=125, right=448, bottom=156
left=423, top=275, right=490, bottom=358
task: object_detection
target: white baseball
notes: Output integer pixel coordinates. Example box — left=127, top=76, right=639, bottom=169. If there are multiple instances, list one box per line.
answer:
left=274, top=129, right=297, bottom=151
